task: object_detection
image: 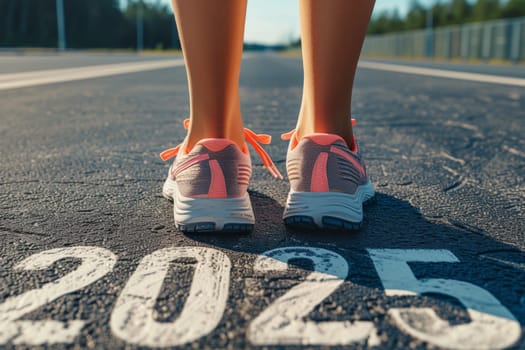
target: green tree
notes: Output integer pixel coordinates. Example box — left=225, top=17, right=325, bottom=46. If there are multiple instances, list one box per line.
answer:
left=404, top=0, right=427, bottom=30
left=472, top=0, right=502, bottom=21
left=450, top=0, right=473, bottom=24
left=64, top=0, right=124, bottom=48
left=366, top=0, right=521, bottom=35
left=0, top=0, right=57, bottom=46
left=123, top=1, right=180, bottom=50
left=502, top=0, right=525, bottom=18
left=433, top=2, right=452, bottom=27
left=0, top=0, right=181, bottom=49
left=368, top=9, right=404, bottom=34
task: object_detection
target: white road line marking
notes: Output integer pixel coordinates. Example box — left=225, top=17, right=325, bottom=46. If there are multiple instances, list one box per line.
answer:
left=439, top=151, right=466, bottom=165
left=358, top=61, right=525, bottom=87
left=110, top=247, right=231, bottom=347
left=0, top=59, right=185, bottom=91
left=2, top=245, right=522, bottom=347
left=368, top=249, right=521, bottom=350
left=0, top=246, right=117, bottom=345
left=480, top=254, right=525, bottom=271
left=248, top=247, right=377, bottom=346
left=502, top=145, right=525, bottom=158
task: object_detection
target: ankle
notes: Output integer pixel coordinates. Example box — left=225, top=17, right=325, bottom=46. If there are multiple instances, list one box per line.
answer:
left=295, top=118, right=354, bottom=148
left=185, top=119, right=245, bottom=151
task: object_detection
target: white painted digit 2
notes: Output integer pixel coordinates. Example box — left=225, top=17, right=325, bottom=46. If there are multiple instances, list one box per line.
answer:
left=0, top=246, right=117, bottom=345
left=248, top=246, right=377, bottom=346
left=367, top=249, right=521, bottom=350
left=110, top=246, right=231, bottom=347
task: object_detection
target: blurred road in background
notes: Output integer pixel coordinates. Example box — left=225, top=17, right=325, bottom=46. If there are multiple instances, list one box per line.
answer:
left=0, top=53, right=524, bottom=349
left=0, top=54, right=176, bottom=74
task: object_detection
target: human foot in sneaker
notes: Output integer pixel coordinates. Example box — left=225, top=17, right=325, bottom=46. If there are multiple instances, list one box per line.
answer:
left=160, top=119, right=282, bottom=233
left=281, top=119, right=375, bottom=230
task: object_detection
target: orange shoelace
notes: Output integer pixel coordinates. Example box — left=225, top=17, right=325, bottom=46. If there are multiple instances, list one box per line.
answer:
left=281, top=118, right=357, bottom=141
left=160, top=119, right=283, bottom=179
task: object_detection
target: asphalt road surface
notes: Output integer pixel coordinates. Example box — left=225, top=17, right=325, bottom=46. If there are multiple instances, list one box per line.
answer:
left=0, top=53, right=524, bottom=350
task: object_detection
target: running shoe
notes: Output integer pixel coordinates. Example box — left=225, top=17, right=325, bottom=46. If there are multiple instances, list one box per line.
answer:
left=160, top=119, right=282, bottom=233
left=281, top=119, right=375, bottom=230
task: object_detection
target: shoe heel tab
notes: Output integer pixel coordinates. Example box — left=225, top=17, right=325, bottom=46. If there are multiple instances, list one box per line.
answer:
left=196, top=138, right=238, bottom=152
left=303, top=133, right=346, bottom=146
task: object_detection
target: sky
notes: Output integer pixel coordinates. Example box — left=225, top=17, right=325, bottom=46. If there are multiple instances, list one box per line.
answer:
left=154, top=0, right=437, bottom=45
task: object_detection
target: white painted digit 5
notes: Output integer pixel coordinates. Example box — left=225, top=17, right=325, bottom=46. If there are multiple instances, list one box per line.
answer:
left=0, top=246, right=117, bottom=345
left=367, top=249, right=521, bottom=350
left=248, top=247, right=377, bottom=346
left=110, top=246, right=231, bottom=347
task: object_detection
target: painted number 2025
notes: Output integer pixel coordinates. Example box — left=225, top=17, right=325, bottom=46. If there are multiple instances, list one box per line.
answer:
left=0, top=246, right=520, bottom=349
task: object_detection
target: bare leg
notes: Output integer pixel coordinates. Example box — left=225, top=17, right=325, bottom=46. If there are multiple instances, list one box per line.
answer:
left=171, top=0, right=247, bottom=150
left=297, top=0, right=375, bottom=147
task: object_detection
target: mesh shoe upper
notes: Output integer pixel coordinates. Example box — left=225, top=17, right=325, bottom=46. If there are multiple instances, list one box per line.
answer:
left=160, top=119, right=282, bottom=199
left=170, top=139, right=252, bottom=198
left=286, top=133, right=368, bottom=195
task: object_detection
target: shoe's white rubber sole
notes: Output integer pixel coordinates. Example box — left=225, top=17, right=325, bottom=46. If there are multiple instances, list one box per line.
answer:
left=283, top=180, right=376, bottom=230
left=163, top=176, right=255, bottom=233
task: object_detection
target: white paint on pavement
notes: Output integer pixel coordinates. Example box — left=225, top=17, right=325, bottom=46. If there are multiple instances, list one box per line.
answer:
left=1, top=245, right=520, bottom=347
left=110, top=246, right=231, bottom=347
left=248, top=246, right=377, bottom=346
left=479, top=252, right=525, bottom=271
left=0, top=246, right=117, bottom=345
left=359, top=61, right=525, bottom=87
left=503, top=145, right=525, bottom=158
left=439, top=151, right=466, bottom=166
left=367, top=249, right=521, bottom=350
left=0, top=59, right=185, bottom=91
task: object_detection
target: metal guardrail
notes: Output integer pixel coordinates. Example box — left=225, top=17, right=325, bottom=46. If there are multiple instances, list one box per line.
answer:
left=363, top=17, right=525, bottom=63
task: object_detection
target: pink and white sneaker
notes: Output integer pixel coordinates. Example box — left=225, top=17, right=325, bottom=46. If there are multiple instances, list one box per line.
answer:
left=160, top=119, right=282, bottom=233
left=281, top=119, right=375, bottom=230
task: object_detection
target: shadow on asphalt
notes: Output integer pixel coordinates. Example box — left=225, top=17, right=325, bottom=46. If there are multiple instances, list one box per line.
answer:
left=186, top=191, right=525, bottom=325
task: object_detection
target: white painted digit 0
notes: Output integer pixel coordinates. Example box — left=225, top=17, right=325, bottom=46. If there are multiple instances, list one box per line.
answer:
left=110, top=246, right=230, bottom=347
left=0, top=246, right=117, bottom=345
left=248, top=246, right=377, bottom=346
left=367, top=249, right=521, bottom=350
